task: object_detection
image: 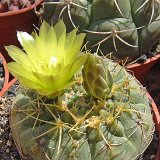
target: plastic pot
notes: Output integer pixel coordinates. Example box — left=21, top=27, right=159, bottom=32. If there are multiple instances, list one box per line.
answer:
left=147, top=93, right=160, bottom=160
left=0, top=0, right=43, bottom=62
left=126, top=53, right=160, bottom=83
left=0, top=52, right=17, bottom=97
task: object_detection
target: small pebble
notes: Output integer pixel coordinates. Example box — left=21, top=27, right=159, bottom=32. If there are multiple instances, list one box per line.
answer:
left=150, top=155, right=155, bottom=159
left=5, top=148, right=10, bottom=153
left=6, top=140, right=11, bottom=146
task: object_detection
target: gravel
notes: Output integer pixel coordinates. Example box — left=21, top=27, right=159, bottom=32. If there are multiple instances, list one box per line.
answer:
left=0, top=83, right=21, bottom=160
left=0, top=59, right=159, bottom=160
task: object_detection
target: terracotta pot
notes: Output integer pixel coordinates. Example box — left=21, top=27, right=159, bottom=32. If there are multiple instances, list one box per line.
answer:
left=147, top=93, right=160, bottom=160
left=0, top=0, right=43, bottom=62
left=0, top=52, right=17, bottom=97
left=126, top=53, right=160, bottom=83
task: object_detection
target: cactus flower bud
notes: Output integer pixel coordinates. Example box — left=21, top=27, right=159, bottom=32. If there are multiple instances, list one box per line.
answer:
left=82, top=54, right=113, bottom=99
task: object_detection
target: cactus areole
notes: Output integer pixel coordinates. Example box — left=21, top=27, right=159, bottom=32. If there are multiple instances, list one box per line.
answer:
left=43, top=0, right=160, bottom=62
left=8, top=21, right=154, bottom=160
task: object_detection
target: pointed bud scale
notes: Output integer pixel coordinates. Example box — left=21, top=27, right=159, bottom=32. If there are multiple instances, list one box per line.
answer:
left=82, top=54, right=113, bottom=99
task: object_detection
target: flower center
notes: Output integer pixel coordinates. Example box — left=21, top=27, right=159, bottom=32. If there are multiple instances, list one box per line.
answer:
left=48, top=56, right=58, bottom=68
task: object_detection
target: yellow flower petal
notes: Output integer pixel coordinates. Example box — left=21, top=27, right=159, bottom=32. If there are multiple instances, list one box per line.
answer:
left=5, top=45, right=31, bottom=68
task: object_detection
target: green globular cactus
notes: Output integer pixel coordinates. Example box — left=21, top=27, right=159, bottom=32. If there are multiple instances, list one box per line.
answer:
left=8, top=21, right=154, bottom=160
left=10, top=55, right=154, bottom=160
left=42, top=0, right=160, bottom=61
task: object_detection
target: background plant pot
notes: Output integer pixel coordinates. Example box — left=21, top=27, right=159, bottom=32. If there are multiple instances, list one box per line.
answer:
left=126, top=53, right=160, bottom=83
left=0, top=52, right=17, bottom=97
left=147, top=93, right=160, bottom=160
left=0, top=0, right=43, bottom=62
left=0, top=52, right=9, bottom=95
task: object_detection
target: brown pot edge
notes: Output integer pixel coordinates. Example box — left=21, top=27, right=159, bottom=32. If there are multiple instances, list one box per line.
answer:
left=146, top=93, right=160, bottom=160
left=0, top=0, right=43, bottom=17
left=127, top=53, right=160, bottom=69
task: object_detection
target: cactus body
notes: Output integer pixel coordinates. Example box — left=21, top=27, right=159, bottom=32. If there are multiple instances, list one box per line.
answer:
left=10, top=55, right=154, bottom=160
left=43, top=0, right=160, bottom=61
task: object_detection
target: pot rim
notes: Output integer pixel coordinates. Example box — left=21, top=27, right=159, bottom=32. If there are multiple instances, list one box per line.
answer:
left=127, top=53, right=160, bottom=69
left=146, top=92, right=160, bottom=160
left=0, top=52, right=9, bottom=97
left=0, top=0, right=43, bottom=17
left=0, top=52, right=17, bottom=97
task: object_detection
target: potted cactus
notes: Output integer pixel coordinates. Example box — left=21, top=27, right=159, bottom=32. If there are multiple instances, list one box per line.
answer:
left=0, top=0, right=43, bottom=62
left=5, top=20, right=159, bottom=160
left=42, top=0, right=160, bottom=81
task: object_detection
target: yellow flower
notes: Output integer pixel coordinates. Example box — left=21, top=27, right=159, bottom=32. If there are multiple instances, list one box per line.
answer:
left=6, top=20, right=86, bottom=97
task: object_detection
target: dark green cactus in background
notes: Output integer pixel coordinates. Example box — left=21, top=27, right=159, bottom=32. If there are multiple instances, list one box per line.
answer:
left=10, top=54, right=154, bottom=160
left=42, top=0, right=160, bottom=61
